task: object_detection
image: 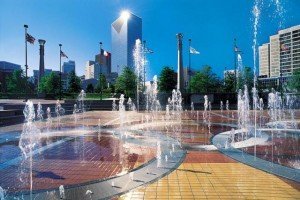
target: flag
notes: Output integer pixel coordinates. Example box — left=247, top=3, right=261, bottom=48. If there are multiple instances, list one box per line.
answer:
left=60, top=50, right=68, bottom=59
left=26, top=33, right=35, bottom=44
left=281, top=43, right=289, bottom=51
left=190, top=46, right=200, bottom=54
left=144, top=47, right=154, bottom=54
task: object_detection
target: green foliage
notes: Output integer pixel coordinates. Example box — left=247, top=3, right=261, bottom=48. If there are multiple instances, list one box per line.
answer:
left=237, top=66, right=253, bottom=90
left=288, top=69, right=300, bottom=92
left=223, top=72, right=235, bottom=92
left=67, top=71, right=81, bottom=93
left=95, top=73, right=107, bottom=93
left=115, top=66, right=136, bottom=97
left=6, top=70, right=28, bottom=93
left=189, top=65, right=221, bottom=93
left=158, top=66, right=177, bottom=92
left=38, top=72, right=60, bottom=95
left=86, top=83, right=94, bottom=93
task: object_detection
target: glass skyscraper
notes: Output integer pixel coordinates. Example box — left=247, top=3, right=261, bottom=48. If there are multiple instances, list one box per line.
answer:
left=111, top=12, right=142, bottom=75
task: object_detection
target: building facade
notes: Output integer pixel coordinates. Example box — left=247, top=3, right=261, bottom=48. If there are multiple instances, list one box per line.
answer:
left=0, top=61, right=21, bottom=92
left=259, top=25, right=300, bottom=78
left=62, top=60, right=75, bottom=74
left=258, top=25, right=300, bottom=88
left=95, top=50, right=111, bottom=74
left=111, top=12, right=142, bottom=74
left=258, top=43, right=270, bottom=77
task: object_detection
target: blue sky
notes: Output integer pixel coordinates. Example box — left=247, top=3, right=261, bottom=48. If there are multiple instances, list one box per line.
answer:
left=0, top=0, right=300, bottom=79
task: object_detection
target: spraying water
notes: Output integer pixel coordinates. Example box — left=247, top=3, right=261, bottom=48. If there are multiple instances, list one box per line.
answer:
left=36, top=102, right=43, bottom=121
left=19, top=101, right=41, bottom=200
left=133, top=39, right=146, bottom=111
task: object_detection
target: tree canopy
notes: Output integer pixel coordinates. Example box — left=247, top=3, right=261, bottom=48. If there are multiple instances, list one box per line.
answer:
left=115, top=66, right=136, bottom=97
left=38, top=72, right=60, bottom=95
left=189, top=65, right=222, bottom=93
left=95, top=73, right=107, bottom=93
left=158, top=66, right=177, bottom=92
left=67, top=70, right=81, bottom=93
left=288, top=69, right=300, bottom=93
left=6, top=69, right=29, bottom=93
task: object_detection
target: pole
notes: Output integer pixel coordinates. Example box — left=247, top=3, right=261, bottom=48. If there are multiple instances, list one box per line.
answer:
left=99, top=42, right=103, bottom=100
left=59, top=44, right=62, bottom=100
left=24, top=25, right=28, bottom=101
left=234, top=38, right=237, bottom=92
left=176, top=33, right=184, bottom=92
left=143, top=40, right=146, bottom=89
left=188, top=39, right=191, bottom=91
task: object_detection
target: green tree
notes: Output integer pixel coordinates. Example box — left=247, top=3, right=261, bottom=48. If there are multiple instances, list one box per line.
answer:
left=189, top=65, right=221, bottom=93
left=115, top=66, right=136, bottom=97
left=223, top=72, right=235, bottom=92
left=237, top=66, right=254, bottom=90
left=38, top=72, right=60, bottom=95
left=288, top=69, right=300, bottom=92
left=6, top=70, right=28, bottom=93
left=86, top=83, right=94, bottom=93
left=95, top=73, right=107, bottom=93
left=158, top=66, right=177, bottom=92
left=67, top=71, right=81, bottom=93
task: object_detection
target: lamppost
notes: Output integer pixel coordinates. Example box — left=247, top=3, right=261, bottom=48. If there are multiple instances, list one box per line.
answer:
left=59, top=44, right=62, bottom=100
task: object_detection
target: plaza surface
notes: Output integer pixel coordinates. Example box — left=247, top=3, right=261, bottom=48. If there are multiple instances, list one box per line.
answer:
left=0, top=110, right=299, bottom=199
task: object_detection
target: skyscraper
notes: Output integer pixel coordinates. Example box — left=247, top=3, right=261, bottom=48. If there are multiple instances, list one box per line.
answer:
left=111, top=11, right=142, bottom=74
left=62, top=60, right=75, bottom=74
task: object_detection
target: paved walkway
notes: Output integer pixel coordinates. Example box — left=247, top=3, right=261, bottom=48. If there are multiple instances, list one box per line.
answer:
left=119, top=151, right=300, bottom=199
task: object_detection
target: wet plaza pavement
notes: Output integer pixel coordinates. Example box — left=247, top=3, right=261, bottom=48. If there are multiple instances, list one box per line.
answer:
left=0, top=110, right=299, bottom=199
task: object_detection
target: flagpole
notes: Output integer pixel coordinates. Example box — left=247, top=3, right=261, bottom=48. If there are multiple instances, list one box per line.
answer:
left=234, top=38, right=237, bottom=92
left=99, top=42, right=102, bottom=101
left=188, top=39, right=191, bottom=89
left=59, top=44, right=62, bottom=100
left=24, top=24, right=28, bottom=101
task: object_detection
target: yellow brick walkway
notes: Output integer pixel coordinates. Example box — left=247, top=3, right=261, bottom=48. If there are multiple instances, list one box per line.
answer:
left=119, top=163, right=300, bottom=199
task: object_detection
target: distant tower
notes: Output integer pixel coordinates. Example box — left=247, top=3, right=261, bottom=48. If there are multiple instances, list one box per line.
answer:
left=38, top=39, right=46, bottom=83
left=111, top=11, right=142, bottom=74
left=176, top=33, right=184, bottom=92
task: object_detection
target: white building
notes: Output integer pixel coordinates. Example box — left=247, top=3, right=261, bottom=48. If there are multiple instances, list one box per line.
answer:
left=259, top=25, right=300, bottom=78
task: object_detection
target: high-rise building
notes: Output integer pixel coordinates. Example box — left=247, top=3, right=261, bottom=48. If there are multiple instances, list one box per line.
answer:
left=259, top=25, right=300, bottom=79
left=258, top=43, right=270, bottom=77
left=111, top=11, right=142, bottom=74
left=95, top=49, right=111, bottom=74
left=62, top=60, right=75, bottom=74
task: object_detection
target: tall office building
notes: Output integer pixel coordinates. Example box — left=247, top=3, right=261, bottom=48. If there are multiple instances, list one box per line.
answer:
left=62, top=60, right=75, bottom=74
left=259, top=25, right=300, bottom=79
left=95, top=49, right=111, bottom=74
left=111, top=11, right=142, bottom=74
left=258, top=43, right=270, bottom=77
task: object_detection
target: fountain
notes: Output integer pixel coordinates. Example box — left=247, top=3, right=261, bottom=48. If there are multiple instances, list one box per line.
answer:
left=77, top=90, right=86, bottom=113
left=59, top=185, right=65, bottom=199
left=112, top=99, right=117, bottom=111
left=55, top=100, right=65, bottom=123
left=19, top=100, right=41, bottom=200
left=36, top=102, right=43, bottom=121
left=133, top=39, right=146, bottom=112
left=0, top=187, right=5, bottom=200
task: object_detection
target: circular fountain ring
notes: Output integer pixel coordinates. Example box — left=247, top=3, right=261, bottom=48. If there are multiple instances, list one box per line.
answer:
left=10, top=128, right=186, bottom=200
left=212, top=128, right=300, bottom=182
